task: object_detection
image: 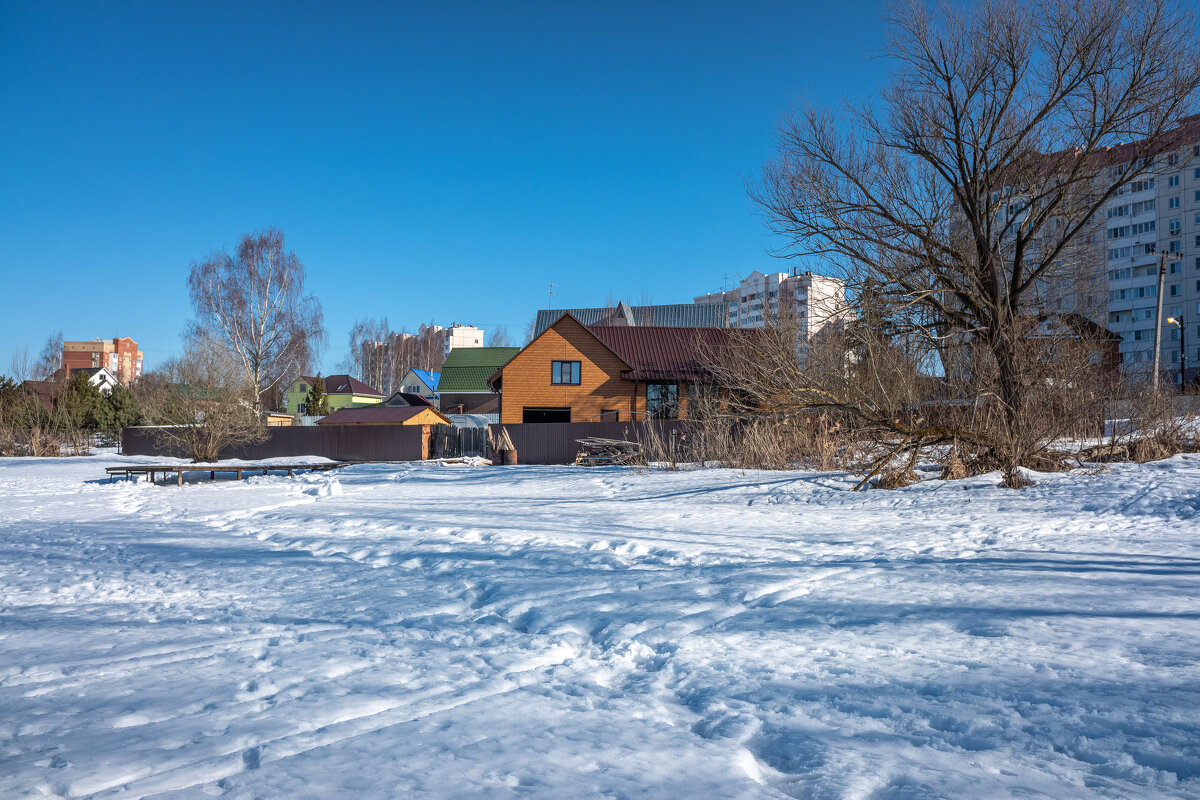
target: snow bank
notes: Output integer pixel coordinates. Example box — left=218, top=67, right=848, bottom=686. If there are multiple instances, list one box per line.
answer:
left=1, top=454, right=1199, bottom=798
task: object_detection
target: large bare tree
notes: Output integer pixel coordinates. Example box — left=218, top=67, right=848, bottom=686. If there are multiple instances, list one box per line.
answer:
left=188, top=228, right=324, bottom=410
left=753, top=0, right=1200, bottom=476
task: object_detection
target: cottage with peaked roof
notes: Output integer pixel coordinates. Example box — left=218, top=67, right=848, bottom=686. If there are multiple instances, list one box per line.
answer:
left=397, top=368, right=439, bottom=401
left=437, top=346, right=521, bottom=416
left=488, top=313, right=751, bottom=424
left=283, top=374, right=383, bottom=415
left=66, top=366, right=122, bottom=397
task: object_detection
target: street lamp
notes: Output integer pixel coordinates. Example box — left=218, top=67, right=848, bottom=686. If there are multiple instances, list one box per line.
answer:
left=1167, top=316, right=1187, bottom=390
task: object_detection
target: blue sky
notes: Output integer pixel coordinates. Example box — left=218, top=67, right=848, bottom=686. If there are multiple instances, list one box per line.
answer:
left=0, top=1, right=889, bottom=373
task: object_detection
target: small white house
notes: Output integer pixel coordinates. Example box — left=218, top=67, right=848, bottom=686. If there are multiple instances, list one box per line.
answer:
left=71, top=367, right=122, bottom=397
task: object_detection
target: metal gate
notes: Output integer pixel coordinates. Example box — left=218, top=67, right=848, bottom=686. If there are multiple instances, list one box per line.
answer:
left=431, top=424, right=489, bottom=459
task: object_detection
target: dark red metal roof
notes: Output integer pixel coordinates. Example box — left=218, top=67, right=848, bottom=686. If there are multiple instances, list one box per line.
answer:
left=588, top=326, right=757, bottom=381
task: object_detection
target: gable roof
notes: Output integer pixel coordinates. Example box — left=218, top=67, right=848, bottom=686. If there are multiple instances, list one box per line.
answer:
left=297, top=374, right=382, bottom=397
left=408, top=369, right=440, bottom=390
left=589, top=325, right=749, bottom=381
left=490, top=313, right=754, bottom=387
left=533, top=302, right=724, bottom=337
left=383, top=391, right=434, bottom=407
left=439, top=347, right=521, bottom=393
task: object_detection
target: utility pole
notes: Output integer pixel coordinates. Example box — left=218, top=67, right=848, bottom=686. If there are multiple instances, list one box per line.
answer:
left=1151, top=251, right=1167, bottom=392
left=1176, top=311, right=1185, bottom=388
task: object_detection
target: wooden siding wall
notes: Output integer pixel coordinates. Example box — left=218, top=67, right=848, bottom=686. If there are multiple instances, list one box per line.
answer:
left=498, top=316, right=640, bottom=424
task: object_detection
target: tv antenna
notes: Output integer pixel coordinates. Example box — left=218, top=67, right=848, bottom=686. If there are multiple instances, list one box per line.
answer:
left=547, top=281, right=558, bottom=309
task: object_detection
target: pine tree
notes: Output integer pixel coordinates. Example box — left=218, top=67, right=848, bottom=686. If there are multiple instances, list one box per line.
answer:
left=305, top=375, right=330, bottom=416
left=94, top=383, right=142, bottom=435
left=57, top=371, right=103, bottom=430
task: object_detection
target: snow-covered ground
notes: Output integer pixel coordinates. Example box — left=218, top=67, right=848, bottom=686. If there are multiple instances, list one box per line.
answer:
left=2, top=455, right=1199, bottom=799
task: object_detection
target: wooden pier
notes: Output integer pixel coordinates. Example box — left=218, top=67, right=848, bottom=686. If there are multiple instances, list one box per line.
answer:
left=106, top=461, right=351, bottom=486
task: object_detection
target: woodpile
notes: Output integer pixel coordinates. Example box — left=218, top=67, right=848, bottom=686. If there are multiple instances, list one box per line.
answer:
left=574, top=437, right=640, bottom=466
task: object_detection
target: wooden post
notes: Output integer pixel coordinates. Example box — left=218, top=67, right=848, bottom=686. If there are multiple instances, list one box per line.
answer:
left=236, top=470, right=242, bottom=480
left=210, top=471, right=215, bottom=480
left=177, top=470, right=183, bottom=486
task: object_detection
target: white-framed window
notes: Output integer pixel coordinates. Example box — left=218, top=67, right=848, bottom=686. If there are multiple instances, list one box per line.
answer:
left=1169, top=175, right=1180, bottom=187
left=1170, top=197, right=1181, bottom=209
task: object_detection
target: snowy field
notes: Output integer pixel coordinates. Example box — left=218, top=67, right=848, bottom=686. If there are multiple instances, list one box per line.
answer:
left=2, top=455, right=1199, bottom=799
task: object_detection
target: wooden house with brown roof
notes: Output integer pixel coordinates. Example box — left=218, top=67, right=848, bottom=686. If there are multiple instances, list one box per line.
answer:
left=488, top=312, right=750, bottom=424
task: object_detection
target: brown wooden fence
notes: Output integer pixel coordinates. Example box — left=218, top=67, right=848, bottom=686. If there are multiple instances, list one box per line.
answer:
left=489, top=420, right=699, bottom=465
left=122, top=425, right=424, bottom=462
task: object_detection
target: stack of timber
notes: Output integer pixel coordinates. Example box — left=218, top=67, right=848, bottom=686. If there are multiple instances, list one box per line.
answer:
left=574, top=437, right=640, bottom=467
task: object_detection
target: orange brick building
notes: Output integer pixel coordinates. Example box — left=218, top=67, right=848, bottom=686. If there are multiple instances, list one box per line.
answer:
left=489, top=313, right=750, bottom=424
left=62, top=337, right=143, bottom=385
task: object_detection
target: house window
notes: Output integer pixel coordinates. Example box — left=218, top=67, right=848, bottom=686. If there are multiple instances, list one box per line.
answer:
left=1170, top=197, right=1181, bottom=209
left=645, top=383, right=679, bottom=419
left=1169, top=175, right=1180, bottom=187
left=298, top=403, right=308, bottom=415
left=551, top=361, right=581, bottom=385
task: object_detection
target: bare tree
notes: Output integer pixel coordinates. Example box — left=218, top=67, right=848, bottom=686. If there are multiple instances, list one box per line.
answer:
left=9, top=347, right=33, bottom=384
left=187, top=228, right=324, bottom=410
left=33, top=332, right=63, bottom=381
left=487, top=326, right=512, bottom=347
left=345, top=317, right=393, bottom=393
left=752, top=0, right=1200, bottom=480
left=137, top=335, right=267, bottom=462
left=412, top=324, right=445, bottom=372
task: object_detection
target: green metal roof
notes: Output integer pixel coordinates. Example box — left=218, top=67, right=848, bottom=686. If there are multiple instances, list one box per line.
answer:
left=437, top=347, right=521, bottom=392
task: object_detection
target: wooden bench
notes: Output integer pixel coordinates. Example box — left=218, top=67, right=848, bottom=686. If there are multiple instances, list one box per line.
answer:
left=105, top=462, right=350, bottom=486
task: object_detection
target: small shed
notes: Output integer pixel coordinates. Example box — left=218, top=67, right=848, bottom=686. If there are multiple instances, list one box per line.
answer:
left=316, top=406, right=452, bottom=426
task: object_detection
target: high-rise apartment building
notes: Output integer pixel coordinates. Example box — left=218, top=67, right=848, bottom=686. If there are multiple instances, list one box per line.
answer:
left=441, top=324, right=484, bottom=356
left=693, top=270, right=846, bottom=338
left=62, top=337, right=142, bottom=384
left=1083, top=126, right=1200, bottom=382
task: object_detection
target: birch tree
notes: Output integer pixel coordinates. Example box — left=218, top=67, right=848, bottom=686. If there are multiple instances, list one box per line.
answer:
left=187, top=228, right=324, bottom=409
